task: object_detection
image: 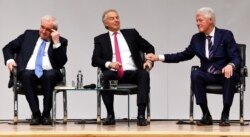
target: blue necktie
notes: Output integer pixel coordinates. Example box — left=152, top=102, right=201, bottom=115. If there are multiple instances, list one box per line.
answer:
left=35, top=40, right=46, bottom=78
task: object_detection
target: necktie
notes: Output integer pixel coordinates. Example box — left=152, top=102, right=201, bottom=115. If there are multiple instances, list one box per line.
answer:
left=35, top=40, right=46, bottom=78
left=206, top=35, right=213, bottom=59
left=114, top=32, right=124, bottom=78
left=206, top=36, right=221, bottom=74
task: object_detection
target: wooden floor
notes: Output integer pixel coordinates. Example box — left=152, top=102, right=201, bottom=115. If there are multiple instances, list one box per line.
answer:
left=0, top=120, right=250, bottom=137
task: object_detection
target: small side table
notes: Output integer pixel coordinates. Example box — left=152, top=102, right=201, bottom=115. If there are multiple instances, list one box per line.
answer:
left=52, top=86, right=99, bottom=126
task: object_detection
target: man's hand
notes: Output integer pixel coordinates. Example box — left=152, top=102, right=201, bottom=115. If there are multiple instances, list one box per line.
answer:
left=7, top=61, right=17, bottom=72
left=146, top=53, right=159, bottom=61
left=51, top=29, right=60, bottom=44
left=222, top=64, right=233, bottom=78
left=143, top=60, right=153, bottom=71
left=109, top=62, right=122, bottom=70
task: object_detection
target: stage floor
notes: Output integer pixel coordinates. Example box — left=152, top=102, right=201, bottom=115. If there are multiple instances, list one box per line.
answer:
left=0, top=120, right=250, bottom=137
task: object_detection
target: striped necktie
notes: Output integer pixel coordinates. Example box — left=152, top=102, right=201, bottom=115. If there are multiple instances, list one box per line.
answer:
left=207, top=35, right=213, bottom=59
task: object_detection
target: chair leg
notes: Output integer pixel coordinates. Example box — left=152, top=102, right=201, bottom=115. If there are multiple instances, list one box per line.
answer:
left=239, top=90, right=249, bottom=126
left=128, top=94, right=130, bottom=127
left=189, top=89, right=194, bottom=124
left=52, top=90, right=57, bottom=126
left=63, top=90, right=67, bottom=124
left=13, top=92, right=18, bottom=125
left=147, top=94, right=151, bottom=124
left=97, top=90, right=101, bottom=124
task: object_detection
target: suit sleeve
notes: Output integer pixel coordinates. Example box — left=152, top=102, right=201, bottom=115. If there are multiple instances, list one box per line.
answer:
left=91, top=36, right=108, bottom=69
left=2, top=31, right=25, bottom=65
left=52, top=37, right=68, bottom=69
left=224, top=31, right=241, bottom=69
left=134, top=29, right=155, bottom=54
left=163, top=45, right=195, bottom=63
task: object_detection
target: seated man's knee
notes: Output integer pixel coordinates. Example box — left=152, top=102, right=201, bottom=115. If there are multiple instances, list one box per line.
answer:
left=19, top=70, right=36, bottom=81
left=191, top=70, right=202, bottom=81
left=43, top=70, right=62, bottom=81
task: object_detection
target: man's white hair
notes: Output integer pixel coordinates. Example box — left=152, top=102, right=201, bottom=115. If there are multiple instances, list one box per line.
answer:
left=196, top=7, right=216, bottom=25
left=41, top=15, right=58, bottom=30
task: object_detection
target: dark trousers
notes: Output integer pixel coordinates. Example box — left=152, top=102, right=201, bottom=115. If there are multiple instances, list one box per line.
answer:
left=19, top=69, right=62, bottom=117
left=191, top=69, right=240, bottom=106
left=101, top=70, right=150, bottom=115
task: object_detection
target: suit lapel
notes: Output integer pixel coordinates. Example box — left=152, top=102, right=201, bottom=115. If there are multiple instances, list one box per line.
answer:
left=197, top=33, right=206, bottom=58
left=103, top=32, right=113, bottom=60
left=120, top=30, right=133, bottom=53
left=25, top=31, right=40, bottom=61
left=212, top=28, right=222, bottom=52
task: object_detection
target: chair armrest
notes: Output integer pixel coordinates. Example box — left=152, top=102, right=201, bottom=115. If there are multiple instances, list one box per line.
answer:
left=191, top=66, right=199, bottom=71
left=97, top=68, right=103, bottom=88
left=12, top=66, right=19, bottom=92
left=58, top=67, right=66, bottom=86
left=241, top=66, right=248, bottom=77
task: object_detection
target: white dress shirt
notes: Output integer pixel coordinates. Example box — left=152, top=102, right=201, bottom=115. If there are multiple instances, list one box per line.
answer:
left=26, top=37, right=53, bottom=70
left=105, top=30, right=137, bottom=71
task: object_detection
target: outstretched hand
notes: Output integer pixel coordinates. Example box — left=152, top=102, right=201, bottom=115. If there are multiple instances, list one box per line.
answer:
left=146, top=53, right=159, bottom=61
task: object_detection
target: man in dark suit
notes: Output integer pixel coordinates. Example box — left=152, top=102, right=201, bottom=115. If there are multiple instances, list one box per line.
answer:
left=146, top=7, right=241, bottom=126
left=3, top=15, right=68, bottom=125
left=92, top=9, right=155, bottom=126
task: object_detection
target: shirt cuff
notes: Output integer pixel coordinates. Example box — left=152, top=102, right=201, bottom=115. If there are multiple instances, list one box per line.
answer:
left=158, top=55, right=165, bottom=61
left=53, top=43, right=61, bottom=49
left=105, top=61, right=111, bottom=69
left=228, top=63, right=236, bottom=69
left=6, top=59, right=15, bottom=65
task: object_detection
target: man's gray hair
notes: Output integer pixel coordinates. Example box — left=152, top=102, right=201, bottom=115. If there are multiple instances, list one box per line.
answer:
left=102, top=9, right=118, bottom=29
left=41, top=15, right=58, bottom=30
left=196, top=7, right=216, bottom=24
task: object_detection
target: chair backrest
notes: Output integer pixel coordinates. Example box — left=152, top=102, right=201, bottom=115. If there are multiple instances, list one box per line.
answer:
left=198, top=44, right=247, bottom=94
left=238, top=44, right=246, bottom=67
left=237, top=44, right=247, bottom=92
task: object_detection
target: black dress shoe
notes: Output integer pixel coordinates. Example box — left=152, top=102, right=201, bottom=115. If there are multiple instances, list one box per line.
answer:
left=103, top=115, right=115, bottom=125
left=219, top=114, right=230, bottom=126
left=30, top=116, right=41, bottom=125
left=196, top=113, right=213, bottom=126
left=42, top=117, right=52, bottom=125
left=137, top=115, right=147, bottom=126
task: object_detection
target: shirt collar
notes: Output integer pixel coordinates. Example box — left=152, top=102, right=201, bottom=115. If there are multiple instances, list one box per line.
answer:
left=108, top=30, right=121, bottom=36
left=207, top=27, right=215, bottom=37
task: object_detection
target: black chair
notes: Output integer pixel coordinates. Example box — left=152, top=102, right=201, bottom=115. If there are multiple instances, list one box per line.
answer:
left=189, top=44, right=248, bottom=125
left=11, top=66, right=67, bottom=125
left=96, top=68, right=151, bottom=126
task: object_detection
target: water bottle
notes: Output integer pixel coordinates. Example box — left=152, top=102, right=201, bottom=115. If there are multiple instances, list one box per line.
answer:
left=77, top=70, right=83, bottom=89
left=97, top=68, right=104, bottom=89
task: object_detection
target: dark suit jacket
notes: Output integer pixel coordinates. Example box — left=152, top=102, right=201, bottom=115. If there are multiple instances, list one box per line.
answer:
left=92, top=29, right=155, bottom=70
left=3, top=30, right=68, bottom=74
left=163, top=27, right=241, bottom=73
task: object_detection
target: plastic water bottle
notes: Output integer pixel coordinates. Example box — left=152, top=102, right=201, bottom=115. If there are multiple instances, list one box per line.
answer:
left=77, top=70, right=83, bottom=89
left=97, top=68, right=104, bottom=89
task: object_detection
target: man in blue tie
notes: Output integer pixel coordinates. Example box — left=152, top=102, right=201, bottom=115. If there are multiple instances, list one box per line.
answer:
left=146, top=7, right=241, bottom=126
left=3, top=15, right=68, bottom=125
